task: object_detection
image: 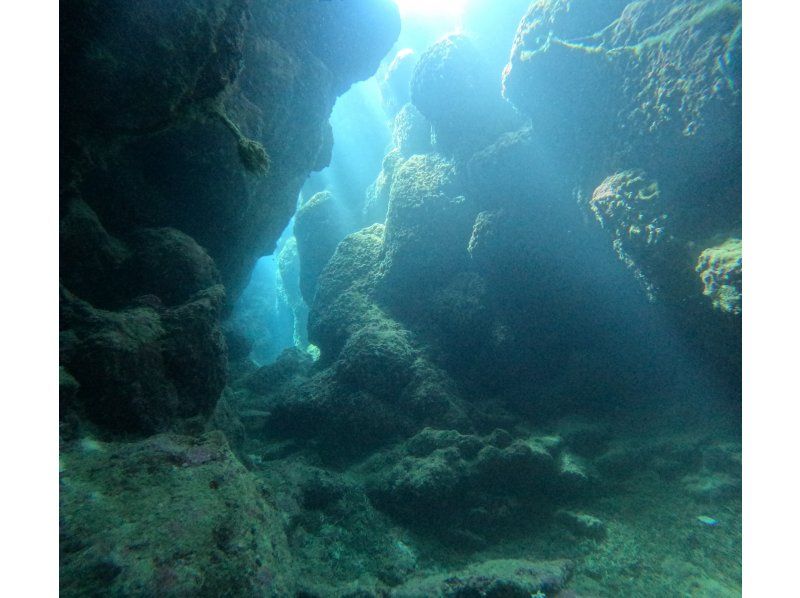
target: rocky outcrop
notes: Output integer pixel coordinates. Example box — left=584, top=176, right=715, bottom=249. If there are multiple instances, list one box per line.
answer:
left=503, top=0, right=742, bottom=311
left=60, top=431, right=295, bottom=597
left=63, top=0, right=401, bottom=296
left=696, top=238, right=742, bottom=315
left=391, top=559, right=573, bottom=597
left=411, top=34, right=521, bottom=158
left=60, top=284, right=227, bottom=436
left=364, top=427, right=595, bottom=539
left=294, top=191, right=351, bottom=304
left=379, top=154, right=476, bottom=307
left=60, top=0, right=401, bottom=438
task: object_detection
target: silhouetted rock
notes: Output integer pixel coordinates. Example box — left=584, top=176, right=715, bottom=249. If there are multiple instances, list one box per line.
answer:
left=60, top=284, right=227, bottom=436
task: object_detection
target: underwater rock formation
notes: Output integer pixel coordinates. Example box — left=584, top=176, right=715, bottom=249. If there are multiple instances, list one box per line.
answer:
left=363, top=103, right=431, bottom=226
left=696, top=237, right=742, bottom=315
left=390, top=558, right=573, bottom=597
left=379, top=154, right=476, bottom=305
left=365, top=427, right=594, bottom=538
left=392, top=103, right=432, bottom=158
left=60, top=0, right=741, bottom=593
left=503, top=0, right=742, bottom=310
left=586, top=170, right=673, bottom=299
left=59, top=431, right=295, bottom=597
left=60, top=284, right=227, bottom=436
left=411, top=34, right=521, bottom=158
left=294, top=191, right=351, bottom=304
left=62, top=0, right=401, bottom=297
left=123, top=227, right=222, bottom=307
left=60, top=0, right=401, bottom=439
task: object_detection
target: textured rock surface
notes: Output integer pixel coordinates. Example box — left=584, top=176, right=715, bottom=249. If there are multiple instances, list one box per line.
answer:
left=391, top=559, right=573, bottom=597
left=60, top=284, right=228, bottom=435
left=365, top=428, right=594, bottom=537
left=696, top=238, right=742, bottom=314
left=294, top=191, right=351, bottom=304
left=379, top=154, right=476, bottom=302
left=59, top=432, right=295, bottom=597
left=504, top=0, right=742, bottom=310
left=63, top=0, right=401, bottom=297
left=411, top=34, right=521, bottom=157
left=60, top=0, right=401, bottom=439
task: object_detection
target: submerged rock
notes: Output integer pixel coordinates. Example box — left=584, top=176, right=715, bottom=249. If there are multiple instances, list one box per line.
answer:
left=60, top=284, right=227, bottom=436
left=391, top=559, right=573, bottom=597
left=294, top=190, right=351, bottom=304
left=124, top=227, right=221, bottom=307
left=504, top=0, right=742, bottom=312
left=696, top=238, right=742, bottom=315
left=380, top=154, right=475, bottom=303
left=365, top=428, right=593, bottom=536
left=411, top=34, right=521, bottom=157
left=59, top=431, right=295, bottom=597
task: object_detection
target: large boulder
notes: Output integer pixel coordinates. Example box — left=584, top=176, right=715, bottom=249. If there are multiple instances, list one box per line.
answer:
left=60, top=284, right=227, bottom=436
left=309, top=223, right=386, bottom=360
left=60, top=431, right=295, bottom=596
left=293, top=191, right=351, bottom=304
left=124, top=227, right=221, bottom=307
left=410, top=34, right=521, bottom=158
left=391, top=559, right=573, bottom=598
left=365, top=427, right=595, bottom=537
left=379, top=154, right=477, bottom=307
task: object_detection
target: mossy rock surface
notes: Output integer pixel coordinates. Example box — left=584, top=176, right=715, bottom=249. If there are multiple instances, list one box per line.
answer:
left=59, top=431, right=295, bottom=597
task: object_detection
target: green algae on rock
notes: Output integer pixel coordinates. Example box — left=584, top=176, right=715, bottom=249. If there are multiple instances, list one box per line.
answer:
left=59, top=432, right=295, bottom=597
left=390, top=559, right=573, bottom=597
left=696, top=237, right=742, bottom=314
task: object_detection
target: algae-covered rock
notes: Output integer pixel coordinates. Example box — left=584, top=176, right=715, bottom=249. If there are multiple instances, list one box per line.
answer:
left=465, top=126, right=550, bottom=211
left=587, top=170, right=672, bottom=299
left=336, top=323, right=417, bottom=400
left=392, top=103, right=431, bottom=158
left=364, top=149, right=406, bottom=226
left=503, top=0, right=742, bottom=315
left=124, top=227, right=221, bottom=307
left=309, top=224, right=386, bottom=360
left=366, top=428, right=589, bottom=535
left=64, top=0, right=401, bottom=299
left=60, top=284, right=227, bottom=436
left=696, top=238, right=742, bottom=314
left=503, top=0, right=740, bottom=148
left=411, top=34, right=521, bottom=157
left=294, top=190, right=351, bottom=304
left=59, top=431, right=294, bottom=597
left=60, top=0, right=249, bottom=135
left=59, top=198, right=130, bottom=308
left=380, top=154, right=476, bottom=300
left=390, top=558, right=573, bottom=597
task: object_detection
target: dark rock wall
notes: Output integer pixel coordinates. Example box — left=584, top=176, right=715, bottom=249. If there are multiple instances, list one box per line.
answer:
left=60, top=0, right=401, bottom=437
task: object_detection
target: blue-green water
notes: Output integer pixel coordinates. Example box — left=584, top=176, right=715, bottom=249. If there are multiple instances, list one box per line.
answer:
left=60, top=0, right=741, bottom=595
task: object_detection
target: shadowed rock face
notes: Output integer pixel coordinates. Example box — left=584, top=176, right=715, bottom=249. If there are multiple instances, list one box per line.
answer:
left=60, top=0, right=401, bottom=438
left=59, top=432, right=296, bottom=597
left=294, top=191, right=351, bottom=305
left=503, top=0, right=742, bottom=309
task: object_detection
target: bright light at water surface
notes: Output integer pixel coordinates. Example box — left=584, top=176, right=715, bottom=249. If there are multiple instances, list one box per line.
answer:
left=394, top=0, right=467, bottom=17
